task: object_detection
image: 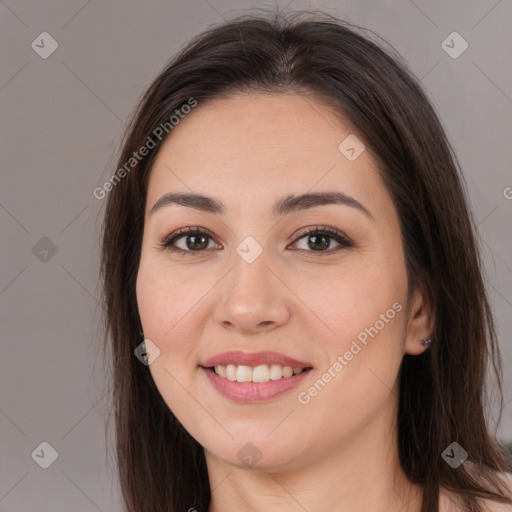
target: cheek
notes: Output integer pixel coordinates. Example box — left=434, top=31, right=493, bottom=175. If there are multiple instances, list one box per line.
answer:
left=136, top=254, right=217, bottom=380
left=136, top=260, right=203, bottom=417
left=137, top=250, right=193, bottom=334
left=291, top=247, right=408, bottom=408
left=340, top=273, right=407, bottom=386
left=136, top=257, right=191, bottom=359
left=136, top=262, right=168, bottom=337
left=291, top=259, right=407, bottom=350
left=295, top=285, right=406, bottom=440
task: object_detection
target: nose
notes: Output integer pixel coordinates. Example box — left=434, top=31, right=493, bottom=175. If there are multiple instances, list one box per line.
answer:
left=213, top=247, right=291, bottom=335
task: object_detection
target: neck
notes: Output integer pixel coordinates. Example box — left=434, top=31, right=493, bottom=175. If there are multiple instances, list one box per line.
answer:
left=205, top=395, right=423, bottom=512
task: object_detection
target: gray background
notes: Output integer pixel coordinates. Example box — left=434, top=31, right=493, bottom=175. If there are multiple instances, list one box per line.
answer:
left=1, top=0, right=511, bottom=510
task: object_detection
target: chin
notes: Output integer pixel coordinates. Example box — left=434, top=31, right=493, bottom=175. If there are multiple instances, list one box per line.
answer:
left=205, top=436, right=307, bottom=472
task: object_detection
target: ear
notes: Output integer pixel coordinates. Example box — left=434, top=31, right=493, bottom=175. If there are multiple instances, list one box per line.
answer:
left=404, top=284, right=435, bottom=356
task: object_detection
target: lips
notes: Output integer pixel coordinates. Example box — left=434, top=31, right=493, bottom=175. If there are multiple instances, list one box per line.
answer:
left=201, top=365, right=311, bottom=402
left=200, top=350, right=313, bottom=369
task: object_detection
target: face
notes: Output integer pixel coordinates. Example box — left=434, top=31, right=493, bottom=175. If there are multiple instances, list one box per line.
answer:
left=136, top=92, right=428, bottom=472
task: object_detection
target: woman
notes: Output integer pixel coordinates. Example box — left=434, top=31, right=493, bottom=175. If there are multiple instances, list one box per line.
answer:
left=100, top=10, right=512, bottom=512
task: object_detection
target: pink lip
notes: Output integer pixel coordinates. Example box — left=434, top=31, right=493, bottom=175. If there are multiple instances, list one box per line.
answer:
left=201, top=350, right=313, bottom=369
left=201, top=366, right=312, bottom=403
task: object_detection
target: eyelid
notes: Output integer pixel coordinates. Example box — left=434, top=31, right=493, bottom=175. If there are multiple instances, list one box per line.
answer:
left=291, top=225, right=351, bottom=244
left=158, top=226, right=220, bottom=252
left=159, top=224, right=353, bottom=255
left=289, top=225, right=353, bottom=253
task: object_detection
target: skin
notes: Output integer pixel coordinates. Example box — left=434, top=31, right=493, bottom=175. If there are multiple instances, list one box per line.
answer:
left=136, top=92, right=435, bottom=512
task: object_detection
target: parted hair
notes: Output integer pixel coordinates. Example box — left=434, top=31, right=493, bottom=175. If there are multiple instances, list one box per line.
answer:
left=100, top=10, right=512, bottom=512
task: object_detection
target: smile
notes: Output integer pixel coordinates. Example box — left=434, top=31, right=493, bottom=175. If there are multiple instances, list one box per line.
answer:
left=201, top=365, right=313, bottom=403
left=210, top=363, right=308, bottom=383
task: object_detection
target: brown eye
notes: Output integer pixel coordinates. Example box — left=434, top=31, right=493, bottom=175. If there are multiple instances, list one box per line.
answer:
left=160, top=227, right=220, bottom=255
left=159, top=225, right=353, bottom=257
left=291, top=226, right=353, bottom=253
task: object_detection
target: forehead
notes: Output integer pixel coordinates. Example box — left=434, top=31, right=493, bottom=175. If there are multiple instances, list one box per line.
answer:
left=146, top=92, right=386, bottom=217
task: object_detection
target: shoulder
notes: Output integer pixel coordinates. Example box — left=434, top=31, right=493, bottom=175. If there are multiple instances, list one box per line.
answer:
left=439, top=471, right=512, bottom=512
left=477, top=470, right=512, bottom=512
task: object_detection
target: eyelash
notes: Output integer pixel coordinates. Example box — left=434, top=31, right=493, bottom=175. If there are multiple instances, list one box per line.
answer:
left=158, top=225, right=353, bottom=257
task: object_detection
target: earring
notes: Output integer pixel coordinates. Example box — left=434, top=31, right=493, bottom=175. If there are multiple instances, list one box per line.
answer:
left=421, top=337, right=432, bottom=347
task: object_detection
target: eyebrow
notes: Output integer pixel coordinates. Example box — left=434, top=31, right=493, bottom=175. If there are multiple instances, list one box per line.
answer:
left=150, top=191, right=374, bottom=220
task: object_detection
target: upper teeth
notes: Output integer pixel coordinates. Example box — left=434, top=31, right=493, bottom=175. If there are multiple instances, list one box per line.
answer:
left=214, top=364, right=304, bottom=383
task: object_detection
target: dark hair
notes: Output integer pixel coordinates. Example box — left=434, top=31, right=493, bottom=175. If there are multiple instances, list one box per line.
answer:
left=100, top=9, right=512, bottom=512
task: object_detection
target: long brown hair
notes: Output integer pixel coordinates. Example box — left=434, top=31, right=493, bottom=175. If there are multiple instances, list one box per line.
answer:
left=100, top=10, right=512, bottom=512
